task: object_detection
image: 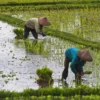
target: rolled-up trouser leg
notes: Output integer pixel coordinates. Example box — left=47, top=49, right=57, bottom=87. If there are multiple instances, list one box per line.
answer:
left=62, top=57, right=69, bottom=80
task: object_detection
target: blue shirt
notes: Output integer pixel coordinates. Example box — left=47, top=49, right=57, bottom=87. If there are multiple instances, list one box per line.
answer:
left=65, top=48, right=85, bottom=74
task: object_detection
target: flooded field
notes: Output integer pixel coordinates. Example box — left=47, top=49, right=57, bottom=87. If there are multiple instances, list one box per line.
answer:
left=0, top=21, right=100, bottom=92
left=0, top=21, right=65, bottom=91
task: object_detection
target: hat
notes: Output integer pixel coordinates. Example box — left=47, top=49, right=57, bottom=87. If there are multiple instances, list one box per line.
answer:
left=77, top=49, right=93, bottom=62
left=38, top=17, right=50, bottom=26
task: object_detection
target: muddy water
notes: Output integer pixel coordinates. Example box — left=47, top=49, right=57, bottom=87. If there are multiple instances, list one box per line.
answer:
left=0, top=21, right=99, bottom=92
left=0, top=21, right=66, bottom=92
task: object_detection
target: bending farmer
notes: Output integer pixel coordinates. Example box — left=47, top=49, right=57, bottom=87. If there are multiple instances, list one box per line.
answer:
left=62, top=48, right=93, bottom=80
left=24, top=17, right=50, bottom=39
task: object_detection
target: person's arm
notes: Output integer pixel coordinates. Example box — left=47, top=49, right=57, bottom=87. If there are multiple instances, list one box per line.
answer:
left=35, top=24, right=46, bottom=36
left=40, top=32, right=46, bottom=36
left=35, top=23, right=41, bottom=34
left=79, top=62, right=86, bottom=76
left=39, top=25, right=47, bottom=36
left=77, top=66, right=84, bottom=77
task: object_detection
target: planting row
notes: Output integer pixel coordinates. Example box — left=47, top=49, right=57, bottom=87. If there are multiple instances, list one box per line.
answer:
left=3, top=95, right=100, bottom=100
left=0, top=0, right=100, bottom=6
left=0, top=4, right=99, bottom=13
left=14, top=27, right=100, bottom=50
left=1, top=85, right=100, bottom=98
left=0, top=14, right=100, bottom=50
left=0, top=0, right=100, bottom=4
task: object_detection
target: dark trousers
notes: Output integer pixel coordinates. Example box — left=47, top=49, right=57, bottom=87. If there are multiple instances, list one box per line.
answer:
left=62, top=58, right=69, bottom=80
left=24, top=25, right=38, bottom=39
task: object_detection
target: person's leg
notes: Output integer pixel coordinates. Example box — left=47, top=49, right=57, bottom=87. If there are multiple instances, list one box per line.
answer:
left=31, top=29, right=38, bottom=39
left=24, top=25, right=30, bottom=39
left=62, top=57, right=69, bottom=80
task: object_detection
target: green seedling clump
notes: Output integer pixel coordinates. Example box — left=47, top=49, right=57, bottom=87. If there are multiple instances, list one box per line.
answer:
left=36, top=66, right=53, bottom=80
left=24, top=39, right=49, bottom=56
left=36, top=66, right=53, bottom=87
left=13, top=28, right=24, bottom=39
left=84, top=71, right=92, bottom=74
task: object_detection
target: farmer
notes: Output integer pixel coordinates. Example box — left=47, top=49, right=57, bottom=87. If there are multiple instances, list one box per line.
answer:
left=62, top=48, right=93, bottom=80
left=24, top=17, right=50, bottom=39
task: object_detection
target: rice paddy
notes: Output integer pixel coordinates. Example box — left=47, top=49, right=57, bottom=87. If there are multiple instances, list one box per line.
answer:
left=0, top=0, right=100, bottom=99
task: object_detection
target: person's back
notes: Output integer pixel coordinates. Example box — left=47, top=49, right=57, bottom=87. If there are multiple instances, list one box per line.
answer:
left=25, top=18, right=38, bottom=29
left=65, top=48, right=79, bottom=62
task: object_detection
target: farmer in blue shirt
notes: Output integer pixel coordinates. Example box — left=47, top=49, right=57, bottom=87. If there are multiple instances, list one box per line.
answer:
left=62, top=48, right=93, bottom=80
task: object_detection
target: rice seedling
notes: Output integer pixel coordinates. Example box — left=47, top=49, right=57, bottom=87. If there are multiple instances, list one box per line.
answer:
left=0, top=71, right=3, bottom=74
left=16, top=78, right=19, bottom=80
left=0, top=0, right=100, bottom=4
left=2, top=74, right=7, bottom=78
left=36, top=66, right=53, bottom=80
left=36, top=66, right=53, bottom=88
left=4, top=80, right=9, bottom=84
left=13, top=28, right=24, bottom=39
left=84, top=71, right=92, bottom=74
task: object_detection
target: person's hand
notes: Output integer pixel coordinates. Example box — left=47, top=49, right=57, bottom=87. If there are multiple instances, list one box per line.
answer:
left=80, top=72, right=84, bottom=76
left=76, top=73, right=80, bottom=77
left=40, top=32, right=46, bottom=37
left=76, top=72, right=84, bottom=77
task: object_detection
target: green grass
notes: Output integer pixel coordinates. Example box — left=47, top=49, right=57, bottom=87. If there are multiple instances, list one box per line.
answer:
left=0, top=0, right=100, bottom=13
left=1, top=85, right=100, bottom=98
left=0, top=0, right=100, bottom=5
left=3, top=95, right=100, bottom=100
left=0, top=3, right=100, bottom=13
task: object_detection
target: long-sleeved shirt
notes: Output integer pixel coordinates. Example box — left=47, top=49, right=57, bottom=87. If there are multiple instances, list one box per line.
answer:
left=65, top=48, right=85, bottom=74
left=25, top=18, right=43, bottom=34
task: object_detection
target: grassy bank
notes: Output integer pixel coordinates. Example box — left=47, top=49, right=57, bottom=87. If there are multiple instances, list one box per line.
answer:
left=0, top=0, right=100, bottom=5
left=1, top=85, right=100, bottom=99
left=0, top=0, right=100, bottom=6
left=2, top=95, right=100, bottom=100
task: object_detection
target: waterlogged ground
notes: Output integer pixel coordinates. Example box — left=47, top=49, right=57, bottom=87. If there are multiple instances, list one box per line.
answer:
left=0, top=21, right=100, bottom=92
left=0, top=21, right=69, bottom=91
